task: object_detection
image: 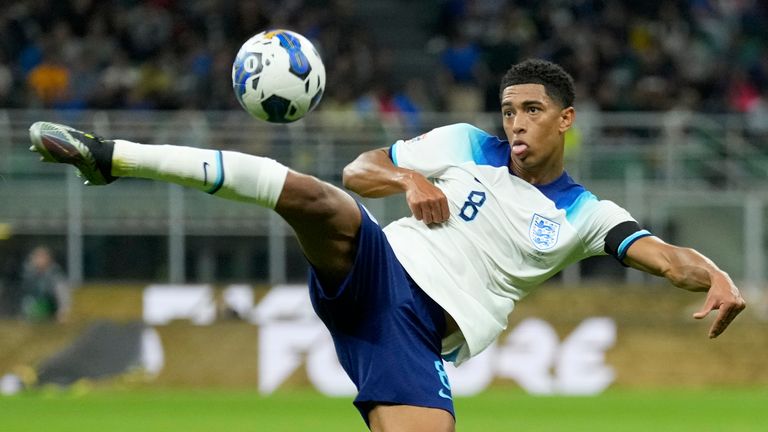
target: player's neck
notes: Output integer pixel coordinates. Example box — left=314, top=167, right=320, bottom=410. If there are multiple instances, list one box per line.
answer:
left=509, top=159, right=564, bottom=185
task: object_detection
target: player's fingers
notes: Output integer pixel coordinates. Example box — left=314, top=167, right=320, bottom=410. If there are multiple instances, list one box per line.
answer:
left=439, top=197, right=450, bottom=222
left=421, top=205, right=434, bottom=225
left=709, top=296, right=747, bottom=338
left=708, top=306, right=729, bottom=338
left=709, top=300, right=746, bottom=338
left=430, top=199, right=446, bottom=223
left=709, top=304, right=737, bottom=338
left=410, top=203, right=423, bottom=221
left=692, top=299, right=715, bottom=319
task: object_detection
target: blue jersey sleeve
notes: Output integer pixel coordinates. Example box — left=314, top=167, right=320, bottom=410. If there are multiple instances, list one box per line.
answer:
left=389, top=123, right=510, bottom=177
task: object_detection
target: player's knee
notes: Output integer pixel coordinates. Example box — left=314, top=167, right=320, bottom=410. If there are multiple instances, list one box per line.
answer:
left=278, top=172, right=345, bottom=219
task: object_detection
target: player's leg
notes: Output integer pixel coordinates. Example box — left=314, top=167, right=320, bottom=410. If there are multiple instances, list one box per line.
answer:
left=31, top=121, right=456, bottom=431
left=310, top=208, right=456, bottom=431
left=28, top=121, right=360, bottom=285
left=368, top=405, right=455, bottom=432
left=273, top=170, right=360, bottom=286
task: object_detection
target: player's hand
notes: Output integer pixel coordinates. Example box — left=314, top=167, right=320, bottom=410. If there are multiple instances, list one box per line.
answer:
left=404, top=174, right=449, bottom=225
left=692, top=276, right=746, bottom=338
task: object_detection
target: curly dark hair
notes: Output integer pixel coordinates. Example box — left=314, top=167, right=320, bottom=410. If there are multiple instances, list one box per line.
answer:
left=499, top=59, right=575, bottom=108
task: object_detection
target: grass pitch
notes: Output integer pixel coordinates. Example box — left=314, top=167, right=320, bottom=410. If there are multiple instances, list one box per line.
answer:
left=1, top=388, right=766, bottom=431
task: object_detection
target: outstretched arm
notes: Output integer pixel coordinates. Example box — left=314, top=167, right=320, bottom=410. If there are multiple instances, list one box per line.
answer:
left=342, top=148, right=450, bottom=224
left=623, top=236, right=746, bottom=338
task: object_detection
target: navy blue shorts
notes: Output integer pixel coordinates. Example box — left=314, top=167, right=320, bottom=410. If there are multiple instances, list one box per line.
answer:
left=308, top=204, right=454, bottom=424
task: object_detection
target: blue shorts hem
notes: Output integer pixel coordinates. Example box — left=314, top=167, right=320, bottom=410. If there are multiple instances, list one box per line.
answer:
left=354, top=399, right=456, bottom=427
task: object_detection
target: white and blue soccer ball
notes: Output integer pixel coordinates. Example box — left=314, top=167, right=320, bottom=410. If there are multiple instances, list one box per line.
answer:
left=232, top=29, right=326, bottom=123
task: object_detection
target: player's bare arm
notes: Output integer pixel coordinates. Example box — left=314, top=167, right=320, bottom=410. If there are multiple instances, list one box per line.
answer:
left=343, top=148, right=450, bottom=224
left=623, top=236, right=746, bottom=338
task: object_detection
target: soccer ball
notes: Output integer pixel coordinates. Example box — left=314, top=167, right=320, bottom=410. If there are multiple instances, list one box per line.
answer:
left=232, top=29, right=326, bottom=123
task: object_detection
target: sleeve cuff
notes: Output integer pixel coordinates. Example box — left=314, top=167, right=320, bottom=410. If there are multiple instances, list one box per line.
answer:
left=604, top=221, right=652, bottom=266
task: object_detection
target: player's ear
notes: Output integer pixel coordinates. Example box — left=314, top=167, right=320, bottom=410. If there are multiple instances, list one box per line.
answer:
left=558, top=107, right=575, bottom=133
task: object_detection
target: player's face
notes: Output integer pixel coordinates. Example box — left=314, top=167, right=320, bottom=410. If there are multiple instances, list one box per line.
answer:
left=500, top=84, right=574, bottom=182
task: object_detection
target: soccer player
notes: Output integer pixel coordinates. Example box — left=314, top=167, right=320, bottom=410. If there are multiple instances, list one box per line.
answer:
left=29, top=59, right=745, bottom=432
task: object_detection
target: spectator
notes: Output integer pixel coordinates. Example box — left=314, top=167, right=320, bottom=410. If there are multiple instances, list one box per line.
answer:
left=26, top=45, right=70, bottom=108
left=20, top=246, right=70, bottom=323
left=746, top=87, right=768, bottom=140
left=437, top=28, right=486, bottom=112
left=0, top=52, right=14, bottom=107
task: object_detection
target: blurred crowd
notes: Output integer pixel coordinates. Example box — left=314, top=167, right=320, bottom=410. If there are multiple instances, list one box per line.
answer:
left=0, top=0, right=379, bottom=111
left=432, top=0, right=768, bottom=115
left=0, top=0, right=766, bottom=117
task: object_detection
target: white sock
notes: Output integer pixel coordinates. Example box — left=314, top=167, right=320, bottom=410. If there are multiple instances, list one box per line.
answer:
left=112, top=140, right=288, bottom=209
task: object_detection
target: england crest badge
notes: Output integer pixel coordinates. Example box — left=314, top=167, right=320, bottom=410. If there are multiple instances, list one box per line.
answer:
left=529, top=214, right=560, bottom=250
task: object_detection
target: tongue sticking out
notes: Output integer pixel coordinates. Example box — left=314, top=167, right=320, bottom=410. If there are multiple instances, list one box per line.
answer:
left=512, top=143, right=528, bottom=157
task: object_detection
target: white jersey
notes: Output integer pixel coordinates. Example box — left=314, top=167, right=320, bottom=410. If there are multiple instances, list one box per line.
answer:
left=383, top=123, right=650, bottom=365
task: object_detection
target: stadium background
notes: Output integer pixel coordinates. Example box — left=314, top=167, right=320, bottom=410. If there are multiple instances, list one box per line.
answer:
left=0, top=0, right=767, bottom=431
